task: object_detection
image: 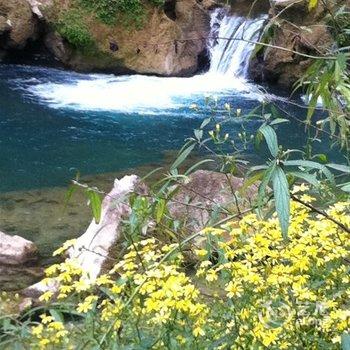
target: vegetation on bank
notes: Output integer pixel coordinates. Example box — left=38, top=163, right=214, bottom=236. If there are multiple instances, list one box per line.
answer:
left=1, top=195, right=349, bottom=349
left=50, top=0, right=165, bottom=50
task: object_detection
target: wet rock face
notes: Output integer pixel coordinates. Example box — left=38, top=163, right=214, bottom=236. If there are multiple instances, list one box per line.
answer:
left=40, top=0, right=211, bottom=76
left=229, top=0, right=270, bottom=17
left=0, top=230, right=38, bottom=265
left=0, top=0, right=38, bottom=53
left=250, top=0, right=334, bottom=88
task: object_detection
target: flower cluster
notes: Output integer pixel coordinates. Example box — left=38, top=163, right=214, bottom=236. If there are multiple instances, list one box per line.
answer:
left=196, top=193, right=350, bottom=348
left=31, top=315, right=70, bottom=349
left=24, top=190, right=350, bottom=349
left=33, top=239, right=208, bottom=348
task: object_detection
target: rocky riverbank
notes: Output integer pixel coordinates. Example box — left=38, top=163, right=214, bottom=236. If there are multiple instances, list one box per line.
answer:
left=0, top=0, right=343, bottom=87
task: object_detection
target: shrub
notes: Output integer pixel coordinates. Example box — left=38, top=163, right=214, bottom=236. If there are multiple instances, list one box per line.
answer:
left=2, top=188, right=349, bottom=349
left=56, top=9, right=94, bottom=50
left=79, top=0, right=164, bottom=28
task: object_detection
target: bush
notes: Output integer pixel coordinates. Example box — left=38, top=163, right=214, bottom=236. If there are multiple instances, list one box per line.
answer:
left=2, top=189, right=349, bottom=349
left=56, top=9, right=94, bottom=49
left=80, top=0, right=164, bottom=28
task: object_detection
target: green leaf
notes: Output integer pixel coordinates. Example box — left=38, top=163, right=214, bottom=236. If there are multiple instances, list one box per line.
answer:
left=49, top=309, right=64, bottom=323
left=87, top=190, right=102, bottom=224
left=313, top=153, right=328, bottom=163
left=259, top=125, right=279, bottom=157
left=272, top=167, right=290, bottom=239
left=64, top=184, right=77, bottom=208
left=288, top=171, right=320, bottom=188
left=155, top=199, right=166, bottom=223
left=184, top=159, right=214, bottom=175
left=326, top=163, right=350, bottom=173
left=241, top=171, right=264, bottom=194
left=340, top=182, right=350, bottom=193
left=200, top=118, right=211, bottom=129
left=342, top=332, right=350, bottom=350
left=171, top=143, right=195, bottom=170
left=283, top=159, right=334, bottom=183
left=258, top=161, right=277, bottom=210
left=194, top=129, right=203, bottom=141
left=270, top=118, right=289, bottom=126
left=247, top=165, right=269, bottom=174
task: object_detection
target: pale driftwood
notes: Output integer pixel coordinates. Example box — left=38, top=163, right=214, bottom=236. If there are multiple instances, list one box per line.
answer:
left=24, top=175, right=145, bottom=297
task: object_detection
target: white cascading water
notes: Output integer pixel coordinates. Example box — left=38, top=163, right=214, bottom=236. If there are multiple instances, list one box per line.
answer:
left=208, top=8, right=267, bottom=78
left=20, top=10, right=267, bottom=113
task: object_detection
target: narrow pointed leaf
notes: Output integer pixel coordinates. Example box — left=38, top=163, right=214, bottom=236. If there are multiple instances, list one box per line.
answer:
left=288, top=171, right=319, bottom=188
left=258, top=161, right=277, bottom=209
left=272, top=167, right=290, bottom=239
left=283, top=160, right=334, bottom=183
left=326, top=163, right=350, bottom=173
left=87, top=190, right=102, bottom=224
left=171, top=143, right=195, bottom=170
left=259, top=125, right=279, bottom=157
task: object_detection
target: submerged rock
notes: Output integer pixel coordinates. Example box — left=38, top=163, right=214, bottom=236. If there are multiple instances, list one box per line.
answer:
left=0, top=230, right=38, bottom=265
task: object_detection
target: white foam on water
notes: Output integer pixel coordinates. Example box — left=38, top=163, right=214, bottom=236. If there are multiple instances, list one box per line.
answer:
left=22, top=10, right=268, bottom=114
left=27, top=73, right=265, bottom=114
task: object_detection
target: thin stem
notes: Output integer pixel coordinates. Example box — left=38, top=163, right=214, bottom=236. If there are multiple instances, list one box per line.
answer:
left=291, top=194, right=350, bottom=234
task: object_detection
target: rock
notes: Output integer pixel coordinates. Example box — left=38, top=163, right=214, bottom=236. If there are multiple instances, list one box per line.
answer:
left=0, top=231, right=38, bottom=265
left=169, top=170, right=257, bottom=232
left=0, top=0, right=38, bottom=52
left=229, top=0, right=270, bottom=17
left=250, top=0, right=334, bottom=87
left=23, top=170, right=258, bottom=298
left=42, top=0, right=210, bottom=75
left=44, top=31, right=73, bottom=63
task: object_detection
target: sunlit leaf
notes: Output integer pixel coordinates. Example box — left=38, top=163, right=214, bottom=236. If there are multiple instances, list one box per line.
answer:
left=87, top=190, right=102, bottom=224
left=155, top=199, right=166, bottom=223
left=258, top=160, right=277, bottom=210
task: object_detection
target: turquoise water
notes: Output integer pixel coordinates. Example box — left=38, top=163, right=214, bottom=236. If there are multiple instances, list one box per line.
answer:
left=0, top=64, right=341, bottom=193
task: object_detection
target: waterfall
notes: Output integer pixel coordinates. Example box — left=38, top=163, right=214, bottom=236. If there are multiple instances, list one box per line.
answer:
left=16, top=10, right=269, bottom=113
left=208, top=9, right=267, bottom=78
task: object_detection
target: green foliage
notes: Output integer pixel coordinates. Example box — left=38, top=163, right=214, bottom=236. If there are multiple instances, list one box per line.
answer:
left=325, top=5, right=350, bottom=47
left=56, top=9, right=94, bottom=49
left=86, top=189, right=102, bottom=223
left=79, top=0, right=164, bottom=28
left=295, top=53, right=350, bottom=148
